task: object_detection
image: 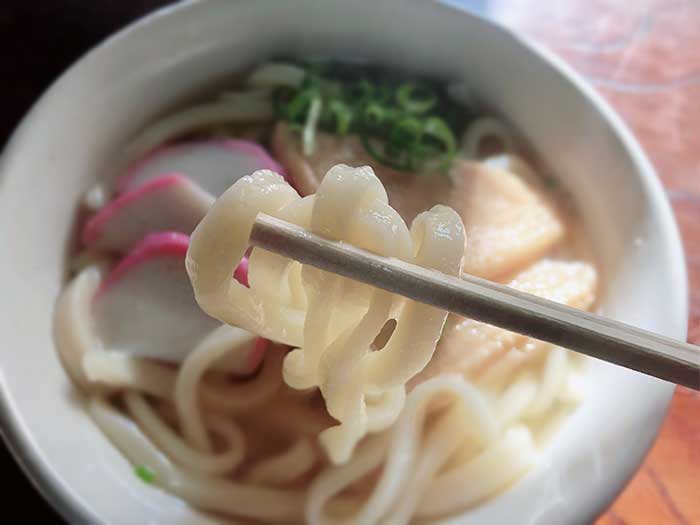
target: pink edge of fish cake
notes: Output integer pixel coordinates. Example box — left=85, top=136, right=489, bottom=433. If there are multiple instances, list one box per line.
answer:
left=116, top=144, right=176, bottom=194
left=95, top=231, right=190, bottom=298
left=219, top=139, right=286, bottom=177
left=82, top=173, right=192, bottom=246
left=249, top=338, right=269, bottom=371
left=233, top=256, right=249, bottom=287
left=117, top=140, right=287, bottom=194
left=95, top=230, right=249, bottom=299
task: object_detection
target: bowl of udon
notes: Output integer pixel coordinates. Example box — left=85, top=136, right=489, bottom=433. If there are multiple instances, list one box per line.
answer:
left=0, top=1, right=687, bottom=524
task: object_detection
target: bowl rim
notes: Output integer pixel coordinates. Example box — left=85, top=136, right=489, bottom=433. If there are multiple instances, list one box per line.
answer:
left=0, top=1, right=688, bottom=523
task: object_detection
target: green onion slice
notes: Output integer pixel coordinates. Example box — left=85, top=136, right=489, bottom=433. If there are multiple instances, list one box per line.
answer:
left=328, top=99, right=352, bottom=135
left=273, top=62, right=470, bottom=175
left=302, top=97, right=323, bottom=156
left=135, top=465, right=156, bottom=484
left=423, top=117, right=457, bottom=154
left=361, top=135, right=410, bottom=171
left=396, top=82, right=437, bottom=114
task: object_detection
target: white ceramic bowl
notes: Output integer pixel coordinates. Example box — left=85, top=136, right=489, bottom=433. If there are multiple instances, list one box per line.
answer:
left=0, top=1, right=687, bottom=524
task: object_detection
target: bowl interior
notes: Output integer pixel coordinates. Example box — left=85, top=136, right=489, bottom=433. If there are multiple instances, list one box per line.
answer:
left=0, top=1, right=686, bottom=524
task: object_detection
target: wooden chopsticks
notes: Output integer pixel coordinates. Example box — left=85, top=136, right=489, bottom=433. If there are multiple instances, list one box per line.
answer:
left=249, top=213, right=700, bottom=390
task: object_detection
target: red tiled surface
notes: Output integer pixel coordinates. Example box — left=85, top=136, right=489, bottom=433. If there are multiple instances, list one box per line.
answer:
left=490, top=1, right=700, bottom=522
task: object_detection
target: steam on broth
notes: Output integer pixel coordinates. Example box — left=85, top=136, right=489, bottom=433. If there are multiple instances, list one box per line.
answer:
left=54, top=61, right=598, bottom=524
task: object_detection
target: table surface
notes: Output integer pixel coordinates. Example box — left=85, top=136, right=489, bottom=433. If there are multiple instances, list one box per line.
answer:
left=1, top=1, right=697, bottom=524
left=488, top=2, right=700, bottom=524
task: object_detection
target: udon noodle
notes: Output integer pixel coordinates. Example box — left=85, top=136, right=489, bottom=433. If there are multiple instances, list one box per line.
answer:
left=54, top=61, right=598, bottom=524
left=187, top=165, right=464, bottom=463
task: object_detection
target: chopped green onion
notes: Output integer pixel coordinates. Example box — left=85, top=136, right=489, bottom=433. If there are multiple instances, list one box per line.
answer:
left=374, top=82, right=394, bottom=104
left=302, top=97, right=323, bottom=156
left=362, top=102, right=388, bottom=131
left=273, top=61, right=474, bottom=174
left=135, top=465, right=156, bottom=484
left=389, top=117, right=422, bottom=148
left=284, top=88, right=316, bottom=123
left=361, top=135, right=411, bottom=171
left=423, top=117, right=457, bottom=154
left=347, top=79, right=374, bottom=102
left=328, top=99, right=353, bottom=134
left=422, top=117, right=458, bottom=171
left=396, top=82, right=437, bottom=114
